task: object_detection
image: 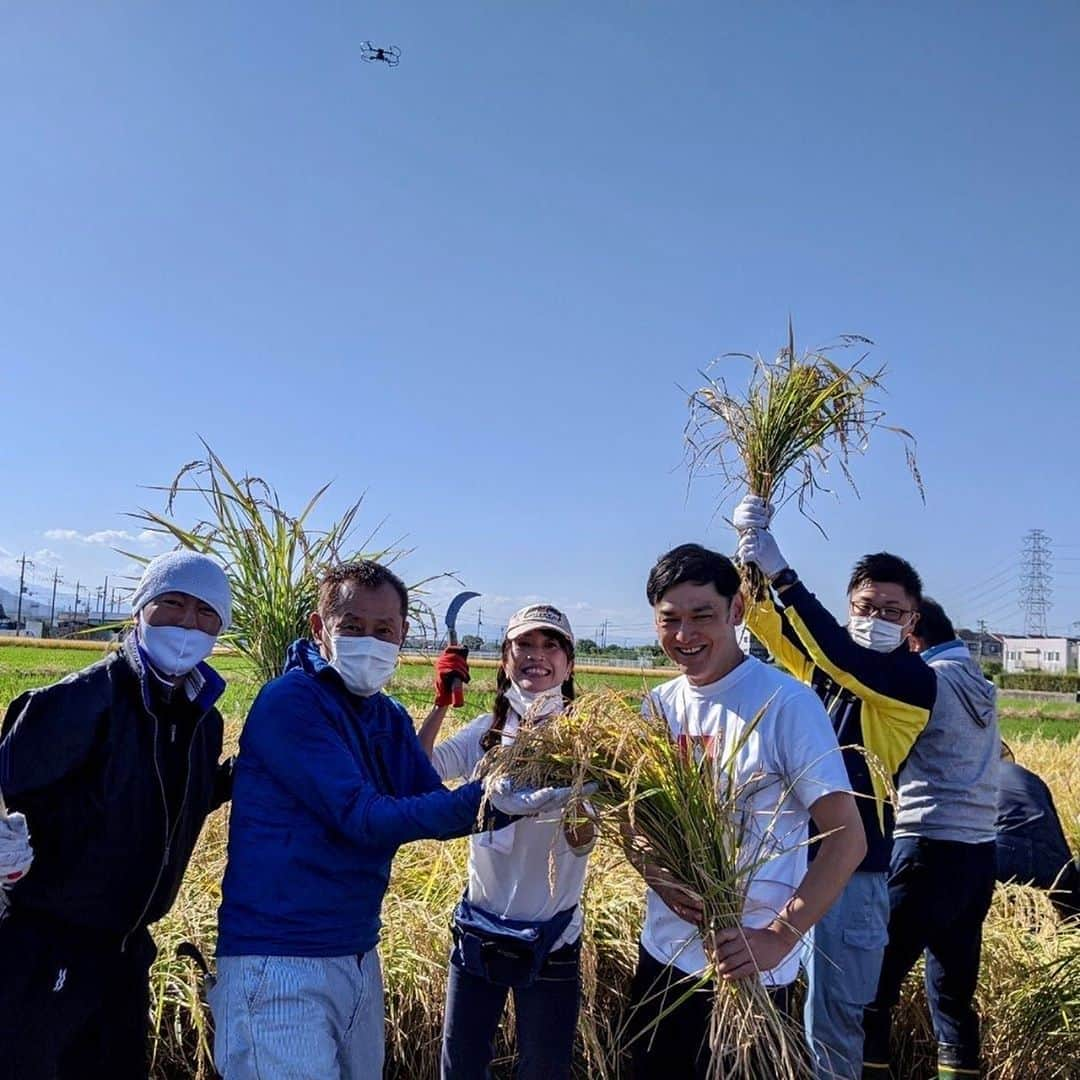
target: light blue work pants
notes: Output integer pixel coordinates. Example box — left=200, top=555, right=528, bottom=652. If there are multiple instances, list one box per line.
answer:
left=803, top=870, right=889, bottom=1080
left=209, top=949, right=384, bottom=1079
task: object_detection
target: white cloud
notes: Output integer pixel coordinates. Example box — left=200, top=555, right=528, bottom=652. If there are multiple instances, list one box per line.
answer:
left=83, top=529, right=134, bottom=545
left=42, top=528, right=165, bottom=547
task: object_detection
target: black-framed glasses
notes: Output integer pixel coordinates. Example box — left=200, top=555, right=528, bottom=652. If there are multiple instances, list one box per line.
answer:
left=849, top=600, right=913, bottom=624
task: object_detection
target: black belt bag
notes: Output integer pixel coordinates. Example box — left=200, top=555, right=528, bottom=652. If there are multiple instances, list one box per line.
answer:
left=451, top=894, right=576, bottom=989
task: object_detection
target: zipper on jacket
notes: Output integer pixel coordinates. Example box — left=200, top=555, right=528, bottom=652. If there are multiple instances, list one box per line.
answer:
left=120, top=701, right=207, bottom=953
left=122, top=707, right=168, bottom=953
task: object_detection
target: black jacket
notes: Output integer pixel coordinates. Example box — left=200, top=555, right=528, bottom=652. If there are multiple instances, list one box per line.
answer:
left=745, top=582, right=936, bottom=872
left=0, top=634, right=229, bottom=948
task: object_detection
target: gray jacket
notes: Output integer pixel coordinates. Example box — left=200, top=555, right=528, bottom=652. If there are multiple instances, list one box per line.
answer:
left=894, top=641, right=999, bottom=844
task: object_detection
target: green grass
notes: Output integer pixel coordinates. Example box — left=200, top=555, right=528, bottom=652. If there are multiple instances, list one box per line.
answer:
left=4, top=647, right=1075, bottom=741
left=998, top=695, right=1080, bottom=743
left=4, top=646, right=1076, bottom=749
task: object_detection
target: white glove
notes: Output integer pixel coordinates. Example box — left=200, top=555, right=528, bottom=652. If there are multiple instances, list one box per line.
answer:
left=737, top=527, right=789, bottom=581
left=732, top=494, right=774, bottom=532
left=488, top=778, right=598, bottom=818
left=0, top=812, right=33, bottom=884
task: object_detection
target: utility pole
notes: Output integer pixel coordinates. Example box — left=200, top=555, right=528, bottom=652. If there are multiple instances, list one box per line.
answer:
left=976, top=618, right=987, bottom=659
left=14, top=554, right=31, bottom=637
left=601, top=619, right=609, bottom=650
left=475, top=605, right=483, bottom=641
left=73, top=580, right=83, bottom=627
left=1020, top=529, right=1053, bottom=637
left=99, top=576, right=109, bottom=622
left=49, top=568, right=61, bottom=628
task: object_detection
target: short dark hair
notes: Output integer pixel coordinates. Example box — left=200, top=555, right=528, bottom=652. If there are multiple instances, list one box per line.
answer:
left=646, top=543, right=741, bottom=606
left=318, top=560, right=409, bottom=619
left=915, top=597, right=955, bottom=648
left=847, top=552, right=923, bottom=604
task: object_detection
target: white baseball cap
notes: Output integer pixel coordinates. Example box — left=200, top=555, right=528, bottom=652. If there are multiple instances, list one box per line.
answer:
left=505, top=603, right=574, bottom=646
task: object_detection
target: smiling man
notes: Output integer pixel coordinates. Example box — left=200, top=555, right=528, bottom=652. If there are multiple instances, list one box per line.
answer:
left=210, top=560, right=497, bottom=1080
left=628, top=543, right=866, bottom=1079
left=735, top=496, right=936, bottom=1080
left=0, top=549, right=234, bottom=1080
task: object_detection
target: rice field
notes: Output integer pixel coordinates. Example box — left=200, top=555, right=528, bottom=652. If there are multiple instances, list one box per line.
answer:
left=2, top=643, right=1078, bottom=1078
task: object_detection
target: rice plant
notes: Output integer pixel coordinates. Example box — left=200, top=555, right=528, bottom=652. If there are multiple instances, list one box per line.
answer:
left=477, top=689, right=816, bottom=1079
left=684, top=321, right=922, bottom=595
left=126, top=440, right=439, bottom=682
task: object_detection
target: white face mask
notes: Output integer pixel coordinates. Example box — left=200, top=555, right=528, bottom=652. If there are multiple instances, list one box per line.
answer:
left=848, top=615, right=905, bottom=653
left=505, top=682, right=565, bottom=723
left=138, top=613, right=216, bottom=676
left=328, top=635, right=400, bottom=696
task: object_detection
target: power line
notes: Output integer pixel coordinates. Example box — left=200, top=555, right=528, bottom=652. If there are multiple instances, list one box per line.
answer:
left=953, top=563, right=1017, bottom=600
left=961, top=578, right=1017, bottom=608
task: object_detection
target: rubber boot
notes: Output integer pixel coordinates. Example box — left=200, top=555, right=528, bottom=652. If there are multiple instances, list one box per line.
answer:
left=861, top=1005, right=891, bottom=1078
left=938, top=1041, right=980, bottom=1078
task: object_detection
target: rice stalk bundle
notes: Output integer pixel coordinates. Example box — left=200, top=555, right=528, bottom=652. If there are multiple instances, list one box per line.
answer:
left=478, top=689, right=815, bottom=1079
left=685, top=321, right=922, bottom=597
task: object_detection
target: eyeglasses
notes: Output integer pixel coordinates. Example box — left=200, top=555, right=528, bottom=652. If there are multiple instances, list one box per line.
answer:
left=849, top=600, right=914, bottom=624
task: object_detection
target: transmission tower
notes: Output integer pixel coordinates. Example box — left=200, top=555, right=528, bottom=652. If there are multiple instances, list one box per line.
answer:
left=1019, top=529, right=1052, bottom=636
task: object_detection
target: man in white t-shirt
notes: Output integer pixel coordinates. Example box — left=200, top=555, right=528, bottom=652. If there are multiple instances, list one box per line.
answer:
left=627, top=543, right=867, bottom=1078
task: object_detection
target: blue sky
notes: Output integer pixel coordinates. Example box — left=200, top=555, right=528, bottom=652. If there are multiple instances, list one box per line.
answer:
left=3, top=2, right=1079, bottom=643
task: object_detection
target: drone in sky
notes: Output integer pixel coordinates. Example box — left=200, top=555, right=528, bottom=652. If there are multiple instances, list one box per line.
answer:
left=360, top=41, right=401, bottom=67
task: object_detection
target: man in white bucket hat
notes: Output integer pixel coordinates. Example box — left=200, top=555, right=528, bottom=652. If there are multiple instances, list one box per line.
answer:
left=0, top=549, right=235, bottom=1079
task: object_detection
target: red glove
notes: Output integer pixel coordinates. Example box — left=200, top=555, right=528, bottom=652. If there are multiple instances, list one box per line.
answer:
left=434, top=646, right=471, bottom=708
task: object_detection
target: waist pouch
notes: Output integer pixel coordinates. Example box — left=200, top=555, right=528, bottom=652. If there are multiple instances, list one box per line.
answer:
left=452, top=894, right=576, bottom=989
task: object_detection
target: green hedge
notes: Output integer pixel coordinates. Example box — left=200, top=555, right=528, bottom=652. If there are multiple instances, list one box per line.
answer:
left=996, top=672, right=1080, bottom=693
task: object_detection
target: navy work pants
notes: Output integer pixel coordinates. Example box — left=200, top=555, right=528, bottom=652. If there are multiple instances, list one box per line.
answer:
left=864, top=837, right=996, bottom=1075
left=0, top=909, right=155, bottom=1080
left=628, top=942, right=794, bottom=1079
left=440, top=939, right=582, bottom=1079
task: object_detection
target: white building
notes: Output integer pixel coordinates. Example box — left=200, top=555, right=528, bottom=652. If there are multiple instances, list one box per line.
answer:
left=1000, top=635, right=1080, bottom=675
left=0, top=618, right=45, bottom=639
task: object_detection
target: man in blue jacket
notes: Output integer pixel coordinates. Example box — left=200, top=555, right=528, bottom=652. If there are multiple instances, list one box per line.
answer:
left=210, top=560, right=496, bottom=1079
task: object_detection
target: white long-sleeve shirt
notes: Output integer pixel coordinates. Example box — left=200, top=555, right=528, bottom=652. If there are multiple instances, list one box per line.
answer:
left=433, top=711, right=591, bottom=950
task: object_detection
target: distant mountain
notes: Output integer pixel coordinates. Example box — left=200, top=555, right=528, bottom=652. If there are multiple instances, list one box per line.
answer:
left=0, top=583, right=72, bottom=619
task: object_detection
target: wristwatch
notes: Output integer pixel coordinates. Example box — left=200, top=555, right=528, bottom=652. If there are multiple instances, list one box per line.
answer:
left=771, top=567, right=799, bottom=592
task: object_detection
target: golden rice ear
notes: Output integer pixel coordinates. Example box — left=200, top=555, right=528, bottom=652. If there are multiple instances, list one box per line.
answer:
left=684, top=325, right=922, bottom=543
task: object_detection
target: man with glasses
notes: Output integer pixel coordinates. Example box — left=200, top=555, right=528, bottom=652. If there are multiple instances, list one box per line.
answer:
left=734, top=496, right=936, bottom=1080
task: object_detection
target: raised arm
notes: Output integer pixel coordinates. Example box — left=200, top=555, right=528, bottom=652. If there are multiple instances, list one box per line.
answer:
left=418, top=703, right=451, bottom=758
left=419, top=648, right=472, bottom=756
left=743, top=591, right=815, bottom=684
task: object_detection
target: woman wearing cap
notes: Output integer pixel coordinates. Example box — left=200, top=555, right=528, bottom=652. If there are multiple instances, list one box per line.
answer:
left=421, top=603, right=592, bottom=1080
left=0, top=549, right=234, bottom=1079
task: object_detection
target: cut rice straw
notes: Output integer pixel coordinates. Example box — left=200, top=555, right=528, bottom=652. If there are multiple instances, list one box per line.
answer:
left=478, top=688, right=823, bottom=1079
